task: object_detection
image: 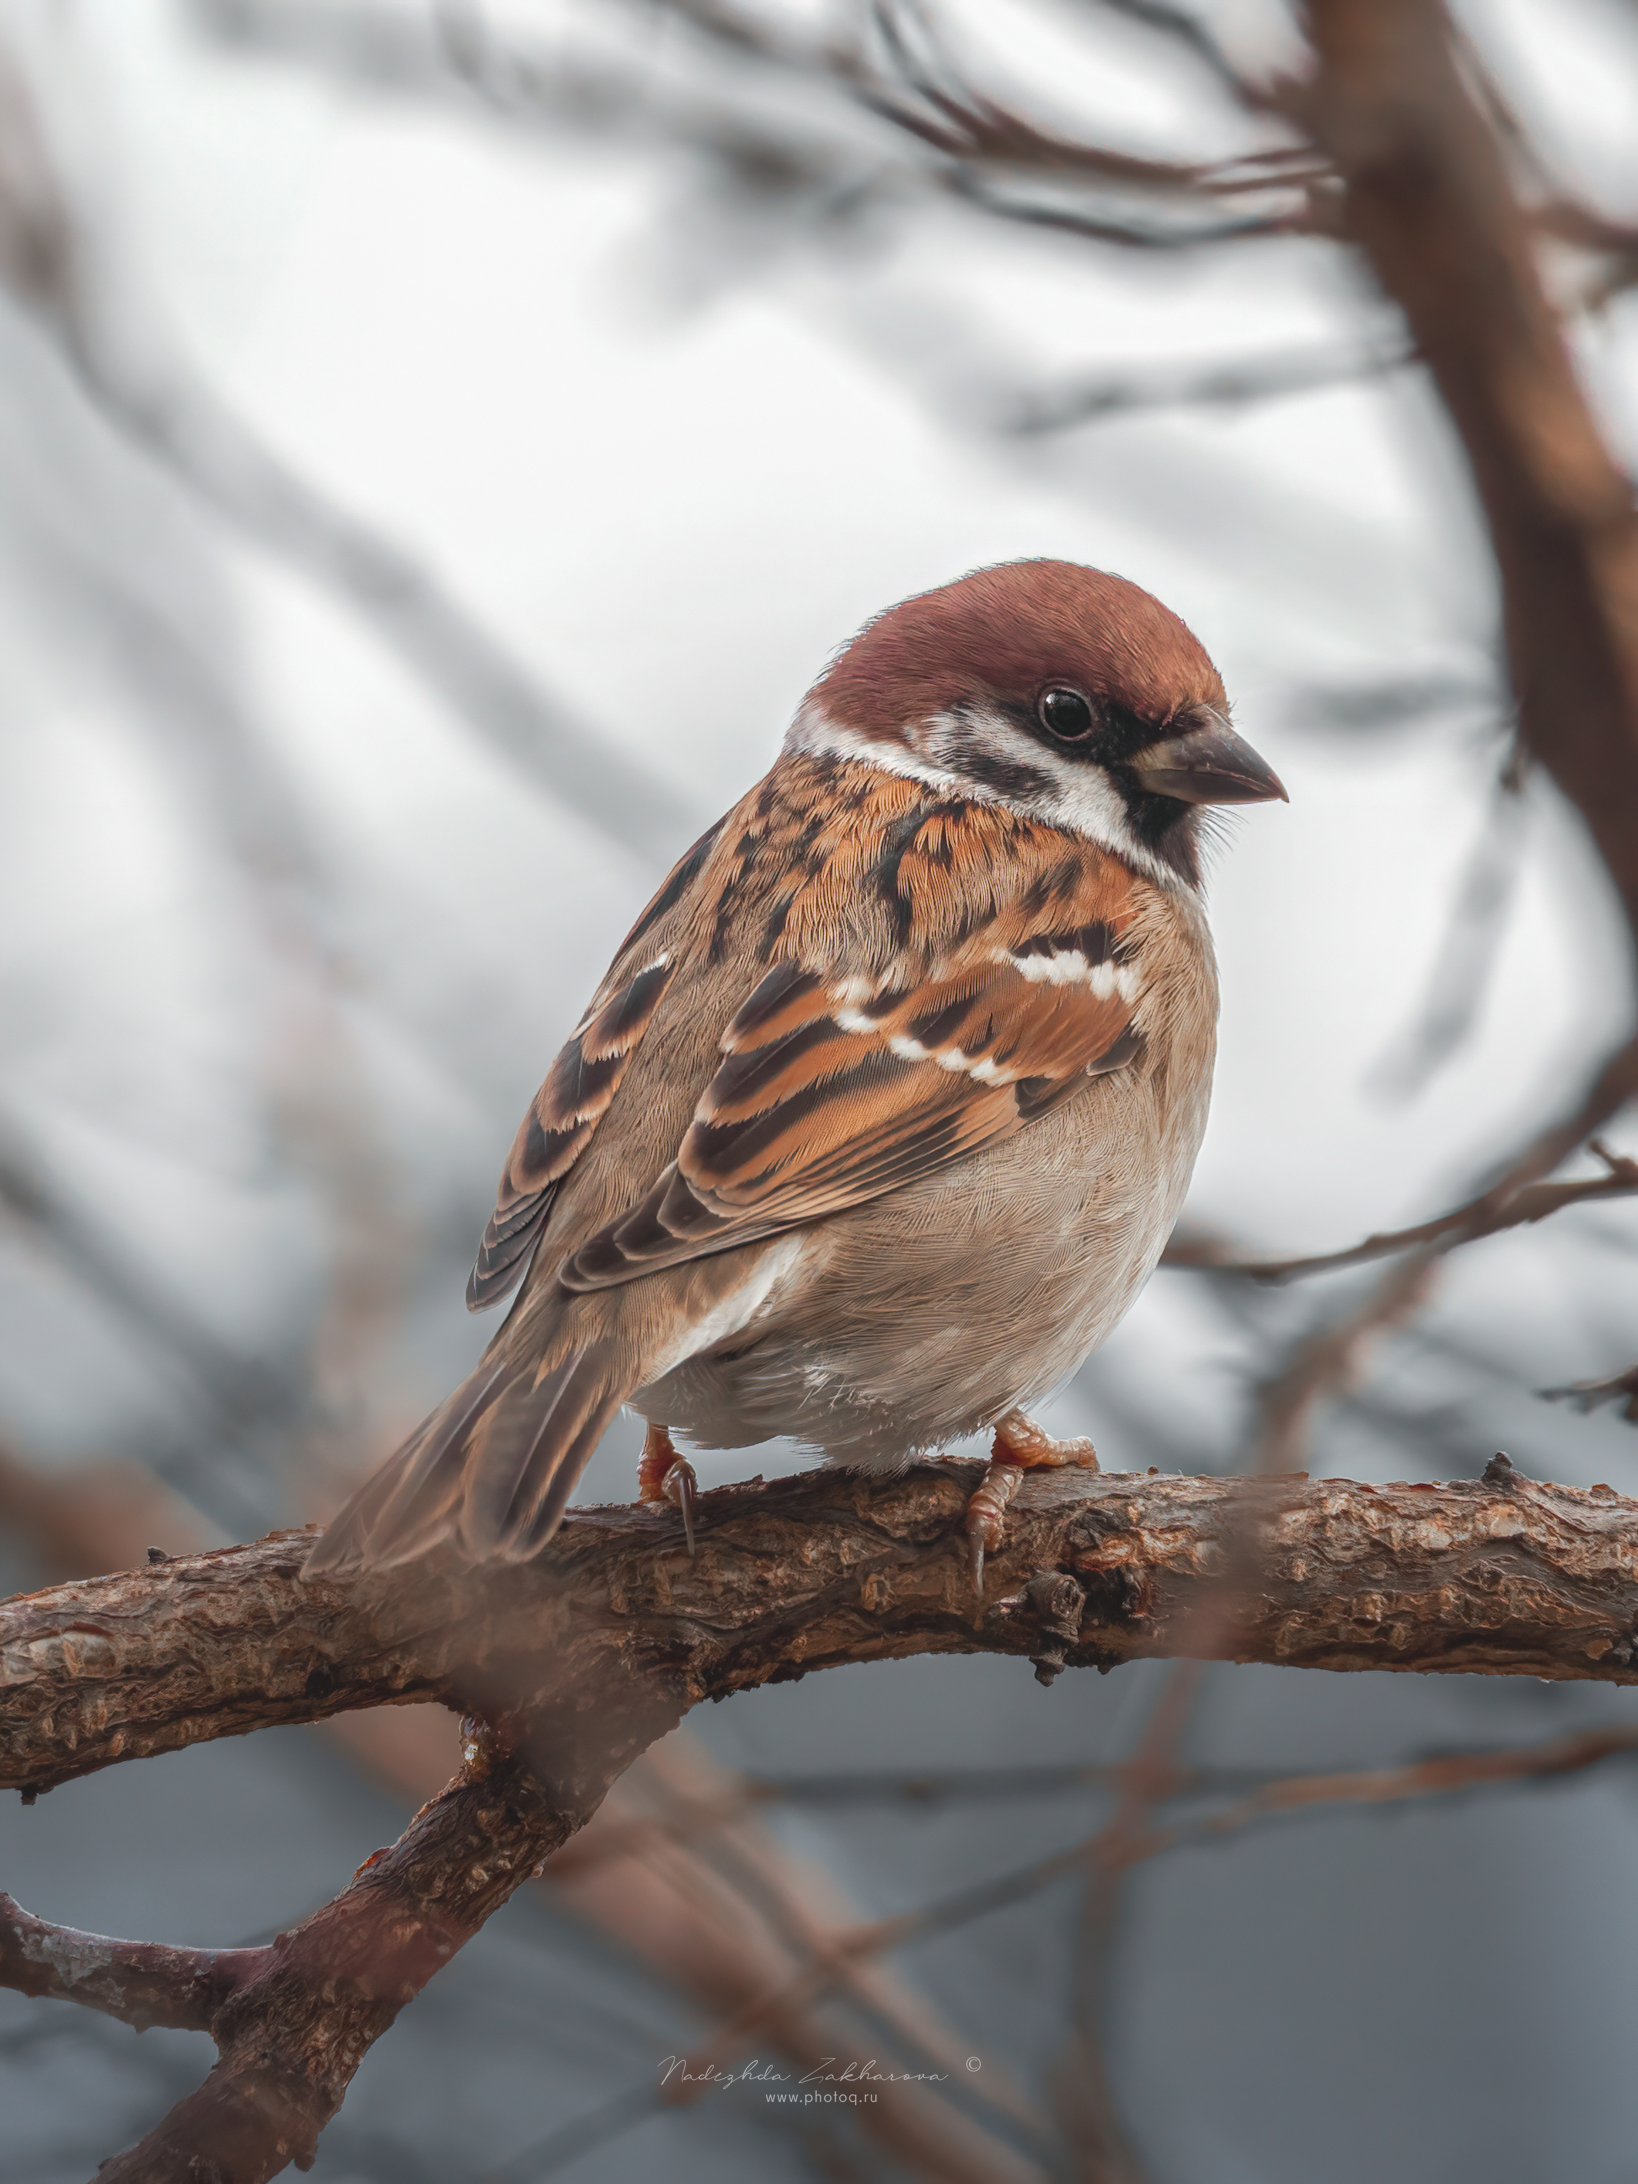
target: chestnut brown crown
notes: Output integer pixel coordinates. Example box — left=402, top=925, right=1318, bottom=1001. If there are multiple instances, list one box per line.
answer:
left=816, top=558, right=1227, bottom=736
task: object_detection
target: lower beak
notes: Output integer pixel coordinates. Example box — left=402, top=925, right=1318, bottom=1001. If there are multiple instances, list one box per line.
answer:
left=1130, top=712, right=1288, bottom=806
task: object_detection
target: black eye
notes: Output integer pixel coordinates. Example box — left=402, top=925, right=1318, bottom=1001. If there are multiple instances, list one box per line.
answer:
left=1036, top=686, right=1094, bottom=742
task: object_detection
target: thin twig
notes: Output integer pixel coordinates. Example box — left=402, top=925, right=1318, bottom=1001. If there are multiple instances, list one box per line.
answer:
left=1166, top=1131, right=1638, bottom=1284
left=1539, top=1366, right=1638, bottom=1425
left=1143, top=1719, right=1638, bottom=1857
left=1001, top=334, right=1411, bottom=433
left=1250, top=1249, right=1445, bottom=1472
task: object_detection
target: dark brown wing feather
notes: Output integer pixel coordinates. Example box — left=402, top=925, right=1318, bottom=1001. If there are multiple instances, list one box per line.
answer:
left=561, top=891, right=1142, bottom=1290
left=464, top=840, right=727, bottom=1309
left=467, top=955, right=678, bottom=1306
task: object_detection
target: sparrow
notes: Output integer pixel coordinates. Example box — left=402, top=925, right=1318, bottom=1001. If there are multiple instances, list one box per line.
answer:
left=308, top=559, right=1285, bottom=1592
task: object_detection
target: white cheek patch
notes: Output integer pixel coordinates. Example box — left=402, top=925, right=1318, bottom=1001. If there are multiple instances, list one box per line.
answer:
left=784, top=700, right=1186, bottom=894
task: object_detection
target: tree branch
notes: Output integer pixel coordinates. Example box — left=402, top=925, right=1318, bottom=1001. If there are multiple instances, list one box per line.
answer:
left=0, top=1893, right=261, bottom=2034
left=1540, top=1367, right=1638, bottom=1425
left=76, top=1742, right=634, bottom=2183
left=9, top=1462, right=1638, bottom=1806
left=1145, top=1718, right=1638, bottom=1857
left=999, top=334, right=1412, bottom=433
left=1299, top=0, right=1638, bottom=945
left=1167, top=1134, right=1638, bottom=1282
left=1, top=1447, right=1044, bottom=2184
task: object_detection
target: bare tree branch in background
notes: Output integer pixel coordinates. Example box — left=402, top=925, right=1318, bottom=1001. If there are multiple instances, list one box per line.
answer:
left=1167, top=1137, right=1638, bottom=1284
left=1298, top=0, right=1638, bottom=945
left=999, top=333, right=1413, bottom=434
left=0, top=38, right=693, bottom=863
left=1541, top=1365, right=1638, bottom=1425
left=198, top=0, right=1311, bottom=243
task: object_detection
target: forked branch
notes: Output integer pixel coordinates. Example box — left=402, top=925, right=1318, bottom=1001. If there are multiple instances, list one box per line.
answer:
left=8, top=1459, right=1638, bottom=2177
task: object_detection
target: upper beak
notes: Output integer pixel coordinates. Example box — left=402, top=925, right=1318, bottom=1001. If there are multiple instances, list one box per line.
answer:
left=1129, top=711, right=1288, bottom=806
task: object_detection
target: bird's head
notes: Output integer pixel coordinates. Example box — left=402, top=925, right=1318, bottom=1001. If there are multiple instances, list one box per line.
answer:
left=790, top=559, right=1285, bottom=887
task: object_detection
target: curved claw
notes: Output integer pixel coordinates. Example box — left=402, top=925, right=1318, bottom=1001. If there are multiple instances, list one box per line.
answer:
left=662, top=1458, right=698, bottom=1558
left=963, top=1460, right=1022, bottom=1604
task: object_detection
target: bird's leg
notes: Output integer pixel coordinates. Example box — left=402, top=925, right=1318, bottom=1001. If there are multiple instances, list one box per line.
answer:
left=635, top=1421, right=678, bottom=1503
left=964, top=1462, right=1023, bottom=1597
left=636, top=1421, right=697, bottom=1557
left=965, top=1408, right=1099, bottom=1597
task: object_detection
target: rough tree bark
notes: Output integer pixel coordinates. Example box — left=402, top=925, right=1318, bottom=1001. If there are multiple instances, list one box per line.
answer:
left=7, top=1459, right=1638, bottom=2176
left=11, top=1462, right=1638, bottom=1801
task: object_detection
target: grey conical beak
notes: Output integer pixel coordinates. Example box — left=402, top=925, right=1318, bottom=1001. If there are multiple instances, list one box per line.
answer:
left=1130, top=711, right=1288, bottom=806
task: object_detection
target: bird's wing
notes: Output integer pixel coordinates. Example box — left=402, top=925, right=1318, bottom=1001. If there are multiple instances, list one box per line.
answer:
left=465, top=817, right=724, bottom=1307
left=560, top=848, right=1144, bottom=1291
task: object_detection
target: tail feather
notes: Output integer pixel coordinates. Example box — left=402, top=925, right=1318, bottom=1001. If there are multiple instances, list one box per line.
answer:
left=304, top=1342, right=631, bottom=1576
left=456, top=1343, right=625, bottom=1562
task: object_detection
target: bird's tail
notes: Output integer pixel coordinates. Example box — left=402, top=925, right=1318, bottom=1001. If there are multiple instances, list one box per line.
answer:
left=304, top=1338, right=631, bottom=1574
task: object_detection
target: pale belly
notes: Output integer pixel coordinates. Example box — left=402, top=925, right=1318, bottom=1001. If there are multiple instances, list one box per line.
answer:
left=631, top=1069, right=1200, bottom=1467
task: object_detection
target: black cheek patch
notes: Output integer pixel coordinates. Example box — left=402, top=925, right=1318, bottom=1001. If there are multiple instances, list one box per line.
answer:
left=950, top=750, right=1056, bottom=804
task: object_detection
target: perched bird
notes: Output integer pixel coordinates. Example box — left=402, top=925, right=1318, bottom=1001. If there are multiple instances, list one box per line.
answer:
left=308, top=560, right=1284, bottom=1589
